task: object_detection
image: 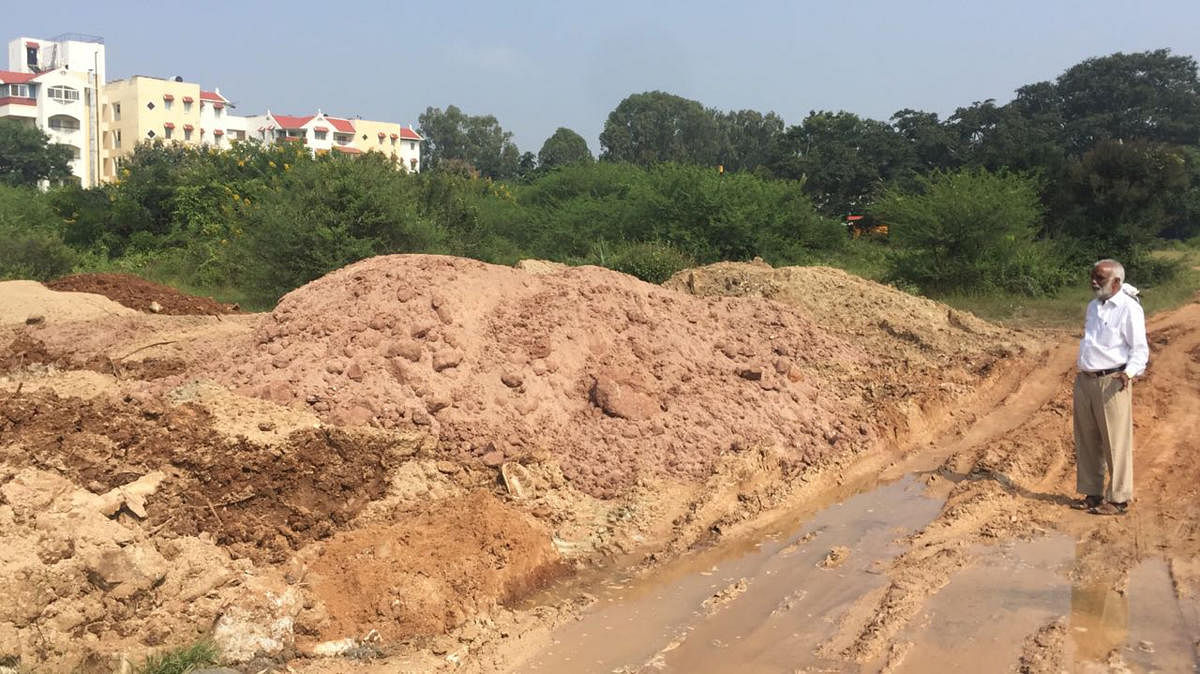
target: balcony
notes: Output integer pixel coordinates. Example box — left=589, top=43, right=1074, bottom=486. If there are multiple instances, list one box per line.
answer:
left=0, top=97, right=37, bottom=119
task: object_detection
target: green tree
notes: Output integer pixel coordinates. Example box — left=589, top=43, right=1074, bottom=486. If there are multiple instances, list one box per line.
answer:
left=871, top=169, right=1064, bottom=295
left=890, top=109, right=959, bottom=171
left=538, top=127, right=592, bottom=169
left=714, top=109, right=784, bottom=173
left=771, top=111, right=915, bottom=214
left=0, top=184, right=77, bottom=280
left=1056, top=49, right=1200, bottom=154
left=599, top=91, right=720, bottom=166
left=1048, top=139, right=1191, bottom=260
left=417, top=105, right=522, bottom=179
left=0, top=119, right=73, bottom=186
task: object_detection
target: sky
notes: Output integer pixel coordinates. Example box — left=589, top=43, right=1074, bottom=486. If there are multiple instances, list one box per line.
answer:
left=8, top=1, right=1200, bottom=154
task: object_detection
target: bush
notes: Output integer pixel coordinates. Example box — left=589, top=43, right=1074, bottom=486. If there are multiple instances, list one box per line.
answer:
left=584, top=240, right=696, bottom=283
left=0, top=185, right=77, bottom=280
left=871, top=168, right=1068, bottom=295
left=136, top=640, right=217, bottom=674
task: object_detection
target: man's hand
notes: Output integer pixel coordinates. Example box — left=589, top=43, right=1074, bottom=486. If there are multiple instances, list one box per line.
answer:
left=1117, top=372, right=1131, bottom=390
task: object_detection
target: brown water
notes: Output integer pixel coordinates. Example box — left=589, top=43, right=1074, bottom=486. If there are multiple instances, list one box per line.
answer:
left=514, top=473, right=1200, bottom=673
left=517, top=475, right=943, bottom=673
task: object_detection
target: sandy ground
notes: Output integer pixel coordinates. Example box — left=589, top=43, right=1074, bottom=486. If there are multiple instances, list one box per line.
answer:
left=1, top=260, right=1197, bottom=673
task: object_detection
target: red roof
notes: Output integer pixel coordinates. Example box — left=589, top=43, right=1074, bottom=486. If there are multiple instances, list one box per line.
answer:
left=25, top=41, right=39, bottom=49
left=213, top=102, right=225, bottom=110
left=272, top=114, right=314, bottom=129
left=182, top=96, right=194, bottom=103
left=200, top=90, right=226, bottom=102
left=183, top=124, right=194, bottom=131
left=314, top=126, right=329, bottom=132
left=326, top=117, right=355, bottom=133
left=0, top=70, right=39, bottom=84
left=377, top=131, right=386, bottom=137
left=390, top=133, right=398, bottom=139
left=214, top=129, right=224, bottom=136
left=163, top=93, right=174, bottom=101
left=163, top=122, right=175, bottom=129
left=333, top=145, right=363, bottom=154
left=399, top=127, right=422, bottom=141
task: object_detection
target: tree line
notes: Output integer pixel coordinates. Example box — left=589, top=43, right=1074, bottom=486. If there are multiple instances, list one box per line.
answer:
left=2, top=48, right=1198, bottom=304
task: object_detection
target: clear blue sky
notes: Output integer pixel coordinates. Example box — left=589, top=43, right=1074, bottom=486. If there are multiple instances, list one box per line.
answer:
left=9, top=1, right=1200, bottom=154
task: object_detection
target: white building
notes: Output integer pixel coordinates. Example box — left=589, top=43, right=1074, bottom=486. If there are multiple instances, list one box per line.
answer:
left=3, top=34, right=106, bottom=186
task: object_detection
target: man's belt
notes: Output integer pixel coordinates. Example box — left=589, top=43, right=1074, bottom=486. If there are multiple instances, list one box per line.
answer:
left=1081, top=365, right=1126, bottom=377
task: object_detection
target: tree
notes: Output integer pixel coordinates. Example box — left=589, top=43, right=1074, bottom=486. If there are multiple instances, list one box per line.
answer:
left=599, top=91, right=720, bottom=166
left=1056, top=49, right=1200, bottom=155
left=417, top=105, right=522, bottom=179
left=771, top=111, right=915, bottom=214
left=538, top=127, right=592, bottom=169
left=1048, top=139, right=1191, bottom=260
left=0, top=119, right=73, bottom=187
left=890, top=109, right=959, bottom=171
left=714, top=109, right=784, bottom=173
left=871, top=169, right=1064, bottom=295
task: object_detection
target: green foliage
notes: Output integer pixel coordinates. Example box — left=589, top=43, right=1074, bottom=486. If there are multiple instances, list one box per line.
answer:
left=600, top=91, right=720, bottom=166
left=538, top=127, right=592, bottom=169
left=871, top=169, right=1068, bottom=295
left=584, top=240, right=696, bottom=283
left=418, top=105, right=521, bottom=179
left=135, top=640, right=218, bottom=674
left=0, top=185, right=77, bottom=280
left=0, top=119, right=74, bottom=187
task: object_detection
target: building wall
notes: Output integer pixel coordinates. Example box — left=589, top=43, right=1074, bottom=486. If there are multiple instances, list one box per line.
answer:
left=8, top=36, right=106, bottom=84
left=35, top=68, right=99, bottom=186
left=350, top=119, right=421, bottom=171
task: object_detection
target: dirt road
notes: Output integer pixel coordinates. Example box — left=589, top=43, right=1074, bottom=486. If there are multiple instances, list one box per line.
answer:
left=496, top=298, right=1200, bottom=673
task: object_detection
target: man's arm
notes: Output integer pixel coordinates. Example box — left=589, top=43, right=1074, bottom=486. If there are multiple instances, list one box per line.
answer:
left=1123, top=302, right=1149, bottom=381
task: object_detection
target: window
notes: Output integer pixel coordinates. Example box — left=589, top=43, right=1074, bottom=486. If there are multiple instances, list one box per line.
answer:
left=146, top=101, right=155, bottom=110
left=183, top=101, right=192, bottom=112
left=7, top=84, right=30, bottom=98
left=214, top=107, right=222, bottom=117
left=409, top=141, right=416, bottom=150
left=164, top=127, right=173, bottom=140
left=71, top=146, right=81, bottom=159
left=113, top=103, right=121, bottom=121
left=48, top=115, right=81, bottom=131
left=113, top=129, right=122, bottom=148
left=164, top=99, right=173, bottom=110
left=47, top=86, right=79, bottom=103
left=315, top=130, right=327, bottom=140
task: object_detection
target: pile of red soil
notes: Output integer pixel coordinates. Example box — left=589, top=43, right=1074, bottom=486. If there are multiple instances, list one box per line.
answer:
left=208, top=254, right=879, bottom=499
left=45, top=273, right=238, bottom=315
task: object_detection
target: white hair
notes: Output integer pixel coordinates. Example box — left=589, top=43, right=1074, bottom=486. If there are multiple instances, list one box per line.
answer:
left=1094, top=259, right=1125, bottom=282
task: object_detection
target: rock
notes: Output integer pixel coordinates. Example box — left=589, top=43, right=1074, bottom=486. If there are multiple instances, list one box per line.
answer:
left=425, top=395, right=452, bottom=414
left=257, top=421, right=277, bottom=432
left=94, top=471, right=167, bottom=519
left=389, top=340, right=423, bottom=362
left=436, top=461, right=460, bottom=474
left=212, top=587, right=302, bottom=663
left=481, top=450, right=506, bottom=468
left=589, top=372, right=659, bottom=420
left=346, top=362, right=364, bottom=381
left=432, top=350, right=463, bottom=372
left=500, top=372, right=523, bottom=388
left=736, top=366, right=763, bottom=381
left=501, top=462, right=534, bottom=499
left=410, top=320, right=437, bottom=339
left=83, top=544, right=169, bottom=599
left=148, top=301, right=163, bottom=314
left=25, top=314, right=45, bottom=325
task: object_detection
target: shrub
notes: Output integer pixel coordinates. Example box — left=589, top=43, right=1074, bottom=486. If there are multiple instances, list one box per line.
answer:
left=585, top=239, right=696, bottom=283
left=871, top=168, right=1067, bottom=295
left=0, top=185, right=77, bottom=280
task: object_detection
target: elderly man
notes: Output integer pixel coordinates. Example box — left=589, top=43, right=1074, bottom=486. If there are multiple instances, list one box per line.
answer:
left=1072, top=259, right=1149, bottom=515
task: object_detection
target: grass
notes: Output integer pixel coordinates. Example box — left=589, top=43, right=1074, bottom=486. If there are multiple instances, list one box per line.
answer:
left=135, top=640, right=218, bottom=674
left=938, top=246, right=1200, bottom=330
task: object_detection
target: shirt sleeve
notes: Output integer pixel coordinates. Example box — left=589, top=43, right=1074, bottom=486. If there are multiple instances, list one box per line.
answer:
left=1123, top=302, right=1149, bottom=377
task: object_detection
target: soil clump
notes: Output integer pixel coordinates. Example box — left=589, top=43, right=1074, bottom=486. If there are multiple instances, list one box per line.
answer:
left=46, top=273, right=239, bottom=315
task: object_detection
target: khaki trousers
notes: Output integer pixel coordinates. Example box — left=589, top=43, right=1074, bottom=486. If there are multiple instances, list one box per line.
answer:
left=1073, top=373, right=1133, bottom=503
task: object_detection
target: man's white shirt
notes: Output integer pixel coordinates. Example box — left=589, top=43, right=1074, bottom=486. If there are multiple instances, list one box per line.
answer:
left=1077, top=287, right=1149, bottom=377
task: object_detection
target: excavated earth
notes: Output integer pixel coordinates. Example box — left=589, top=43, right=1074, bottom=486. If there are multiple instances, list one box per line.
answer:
left=1, top=256, right=1196, bottom=673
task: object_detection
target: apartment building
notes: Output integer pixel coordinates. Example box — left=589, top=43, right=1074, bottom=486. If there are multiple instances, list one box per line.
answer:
left=3, top=34, right=106, bottom=186
left=6, top=32, right=423, bottom=183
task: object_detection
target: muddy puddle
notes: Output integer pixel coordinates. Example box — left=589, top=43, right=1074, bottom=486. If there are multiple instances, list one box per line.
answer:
left=890, top=536, right=1199, bottom=673
left=515, top=474, right=1200, bottom=673
left=517, top=475, right=943, bottom=673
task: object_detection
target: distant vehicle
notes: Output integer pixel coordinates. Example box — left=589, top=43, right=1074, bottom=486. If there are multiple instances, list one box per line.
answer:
left=845, top=214, right=888, bottom=239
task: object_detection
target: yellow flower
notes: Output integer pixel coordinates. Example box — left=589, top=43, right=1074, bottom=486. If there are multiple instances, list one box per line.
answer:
left=268, top=161, right=276, bottom=168
left=283, top=163, right=290, bottom=170
left=237, top=160, right=245, bottom=167
left=232, top=193, right=240, bottom=201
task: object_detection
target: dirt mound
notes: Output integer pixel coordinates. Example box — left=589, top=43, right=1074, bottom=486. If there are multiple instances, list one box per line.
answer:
left=0, top=330, right=187, bottom=381
left=207, top=254, right=877, bottom=498
left=45, top=273, right=238, bottom=315
left=0, top=279, right=136, bottom=325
